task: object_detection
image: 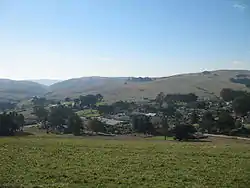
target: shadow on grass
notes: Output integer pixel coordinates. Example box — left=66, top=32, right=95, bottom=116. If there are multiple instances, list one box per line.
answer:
left=14, top=131, right=34, bottom=137
left=179, top=139, right=211, bottom=143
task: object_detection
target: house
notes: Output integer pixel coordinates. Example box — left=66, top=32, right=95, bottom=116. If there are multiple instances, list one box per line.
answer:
left=130, top=112, right=161, bottom=125
left=111, top=113, right=130, bottom=121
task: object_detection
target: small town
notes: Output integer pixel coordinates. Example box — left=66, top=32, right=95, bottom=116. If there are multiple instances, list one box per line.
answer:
left=10, top=87, right=248, bottom=141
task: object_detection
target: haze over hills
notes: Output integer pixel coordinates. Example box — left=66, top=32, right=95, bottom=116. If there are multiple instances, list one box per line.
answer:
left=0, top=79, right=48, bottom=101
left=30, top=79, right=61, bottom=86
left=1, top=70, right=250, bottom=102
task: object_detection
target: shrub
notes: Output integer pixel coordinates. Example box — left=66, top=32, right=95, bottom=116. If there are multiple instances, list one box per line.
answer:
left=173, top=124, right=196, bottom=141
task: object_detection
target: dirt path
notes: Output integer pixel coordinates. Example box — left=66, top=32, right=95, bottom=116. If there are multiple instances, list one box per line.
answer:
left=205, top=134, right=250, bottom=141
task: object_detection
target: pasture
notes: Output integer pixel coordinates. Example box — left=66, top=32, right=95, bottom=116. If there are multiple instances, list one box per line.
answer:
left=0, top=136, right=250, bottom=187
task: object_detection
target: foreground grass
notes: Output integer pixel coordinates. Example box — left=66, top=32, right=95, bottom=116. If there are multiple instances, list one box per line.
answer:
left=1, top=136, right=250, bottom=187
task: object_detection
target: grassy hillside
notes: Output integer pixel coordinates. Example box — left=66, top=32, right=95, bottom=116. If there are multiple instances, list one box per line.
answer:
left=1, top=70, right=250, bottom=102
left=48, top=70, right=250, bottom=102
left=0, top=136, right=250, bottom=187
left=48, top=77, right=126, bottom=99
left=0, top=79, right=48, bottom=101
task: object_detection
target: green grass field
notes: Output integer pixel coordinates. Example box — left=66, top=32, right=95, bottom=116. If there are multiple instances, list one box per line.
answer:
left=76, top=109, right=100, bottom=117
left=1, top=136, right=250, bottom=187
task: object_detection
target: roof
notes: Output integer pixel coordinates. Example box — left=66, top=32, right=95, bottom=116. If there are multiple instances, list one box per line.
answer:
left=131, top=112, right=157, bottom=117
left=145, top=113, right=157, bottom=117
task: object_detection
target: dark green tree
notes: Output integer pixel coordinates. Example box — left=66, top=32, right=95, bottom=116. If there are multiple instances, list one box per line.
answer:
left=144, top=116, right=155, bottom=135
left=0, top=112, right=24, bottom=136
left=97, top=105, right=114, bottom=115
left=220, top=88, right=249, bottom=102
left=32, top=97, right=47, bottom=106
left=173, top=124, right=196, bottom=141
left=74, top=98, right=80, bottom=104
left=65, top=97, right=71, bottom=102
left=160, top=105, right=176, bottom=117
left=220, top=88, right=235, bottom=102
left=33, top=106, right=48, bottom=124
left=15, top=114, right=25, bottom=131
left=161, top=117, right=169, bottom=140
left=217, top=111, right=235, bottom=133
left=68, top=113, right=82, bottom=136
left=232, top=96, right=250, bottom=116
left=87, top=119, right=105, bottom=133
left=155, top=92, right=165, bottom=107
left=190, top=111, right=199, bottom=124
left=132, top=115, right=155, bottom=134
left=175, top=111, right=183, bottom=124
left=112, top=101, right=131, bottom=112
left=80, top=95, right=98, bottom=108
left=96, top=94, right=104, bottom=102
left=48, top=105, right=74, bottom=131
left=201, top=111, right=215, bottom=133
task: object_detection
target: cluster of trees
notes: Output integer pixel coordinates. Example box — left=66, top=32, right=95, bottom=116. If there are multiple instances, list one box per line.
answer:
left=173, top=124, right=197, bottom=141
left=131, top=114, right=200, bottom=141
left=156, top=92, right=198, bottom=106
left=73, top=94, right=103, bottom=109
left=97, top=101, right=136, bottom=115
left=220, top=88, right=250, bottom=116
left=48, top=105, right=82, bottom=135
left=130, top=109, right=247, bottom=141
left=230, top=78, right=250, bottom=88
left=31, top=96, right=48, bottom=106
left=87, top=119, right=105, bottom=133
left=161, top=109, right=241, bottom=140
left=160, top=104, right=176, bottom=117
left=127, top=77, right=153, bottom=82
left=165, top=93, right=198, bottom=103
left=187, top=101, right=207, bottom=109
left=232, top=95, right=250, bottom=116
left=0, top=102, right=16, bottom=111
left=199, top=110, right=241, bottom=134
left=0, top=112, right=24, bottom=136
left=132, top=115, right=155, bottom=135
left=97, top=105, right=114, bottom=115
left=33, top=102, right=82, bottom=135
left=220, top=88, right=248, bottom=102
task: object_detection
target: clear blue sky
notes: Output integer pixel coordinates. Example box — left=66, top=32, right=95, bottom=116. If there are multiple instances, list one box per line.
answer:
left=0, top=0, right=249, bottom=80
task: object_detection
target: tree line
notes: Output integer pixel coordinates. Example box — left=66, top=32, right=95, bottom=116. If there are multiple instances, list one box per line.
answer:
left=156, top=92, right=198, bottom=106
left=220, top=88, right=250, bottom=116
left=0, top=112, right=24, bottom=136
left=33, top=99, right=83, bottom=136
left=73, top=94, right=103, bottom=109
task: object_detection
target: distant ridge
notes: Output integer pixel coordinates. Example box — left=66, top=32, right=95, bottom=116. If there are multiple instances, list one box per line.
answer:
left=0, top=79, right=48, bottom=101
left=47, top=69, right=250, bottom=102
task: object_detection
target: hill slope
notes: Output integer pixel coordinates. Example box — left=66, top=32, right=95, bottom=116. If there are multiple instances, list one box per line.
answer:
left=1, top=70, right=249, bottom=102
left=48, top=70, right=250, bottom=102
left=0, top=79, right=48, bottom=101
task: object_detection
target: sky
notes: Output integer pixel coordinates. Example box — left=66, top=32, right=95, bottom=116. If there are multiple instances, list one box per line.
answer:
left=0, top=0, right=249, bottom=80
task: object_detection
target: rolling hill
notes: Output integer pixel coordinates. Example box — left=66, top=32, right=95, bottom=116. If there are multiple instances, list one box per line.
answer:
left=0, top=79, right=48, bottom=102
left=47, top=70, right=250, bottom=102
left=1, top=70, right=250, bottom=102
